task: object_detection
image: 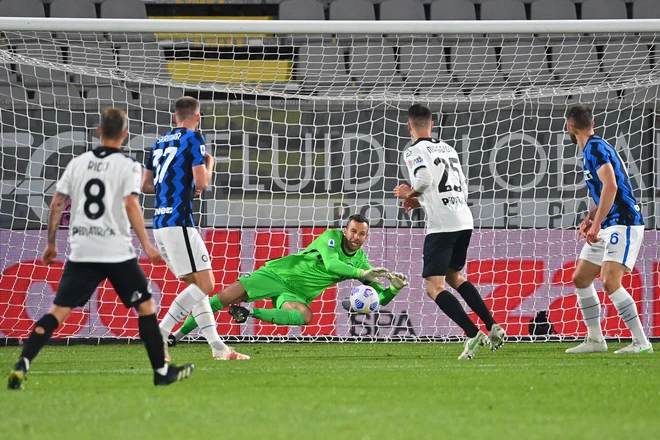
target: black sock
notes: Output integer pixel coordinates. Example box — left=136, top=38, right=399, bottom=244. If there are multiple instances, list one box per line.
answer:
left=434, top=291, right=479, bottom=338
left=18, top=313, right=59, bottom=368
left=457, top=281, right=497, bottom=331
left=138, top=314, right=166, bottom=372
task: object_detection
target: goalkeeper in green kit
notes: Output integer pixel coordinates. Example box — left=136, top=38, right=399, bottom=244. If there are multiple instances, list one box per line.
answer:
left=168, top=214, right=408, bottom=347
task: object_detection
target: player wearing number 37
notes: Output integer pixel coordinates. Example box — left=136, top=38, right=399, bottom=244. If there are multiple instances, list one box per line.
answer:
left=564, top=104, right=652, bottom=354
left=8, top=108, right=193, bottom=390
left=393, top=104, right=505, bottom=360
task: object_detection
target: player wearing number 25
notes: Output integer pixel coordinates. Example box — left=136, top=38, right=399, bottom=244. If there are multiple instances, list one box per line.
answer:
left=393, top=104, right=505, bottom=360
left=565, top=104, right=652, bottom=354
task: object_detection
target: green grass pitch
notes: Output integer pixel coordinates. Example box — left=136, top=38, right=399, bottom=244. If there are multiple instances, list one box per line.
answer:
left=1, top=342, right=659, bottom=440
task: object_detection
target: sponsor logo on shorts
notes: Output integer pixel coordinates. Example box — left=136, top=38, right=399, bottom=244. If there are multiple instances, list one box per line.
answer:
left=154, top=207, right=173, bottom=216
left=130, top=290, right=142, bottom=303
left=201, top=255, right=209, bottom=262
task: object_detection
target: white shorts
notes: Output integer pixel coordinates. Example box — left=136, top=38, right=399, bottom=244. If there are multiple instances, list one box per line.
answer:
left=579, top=225, right=644, bottom=272
left=153, top=226, right=212, bottom=277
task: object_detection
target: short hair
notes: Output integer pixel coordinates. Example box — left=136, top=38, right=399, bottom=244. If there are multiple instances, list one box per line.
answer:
left=99, top=107, right=127, bottom=140
left=346, top=214, right=369, bottom=228
left=565, top=104, right=593, bottom=130
left=174, top=96, right=200, bottom=122
left=408, top=104, right=433, bottom=129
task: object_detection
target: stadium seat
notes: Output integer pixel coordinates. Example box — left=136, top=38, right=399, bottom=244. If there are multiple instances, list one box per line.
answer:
left=380, top=0, right=426, bottom=21
left=15, top=43, right=68, bottom=87
left=632, top=0, right=660, bottom=19
left=0, top=0, right=45, bottom=17
left=297, top=44, right=350, bottom=93
left=279, top=0, right=325, bottom=20
left=547, top=38, right=607, bottom=102
left=499, top=40, right=550, bottom=88
left=481, top=0, right=526, bottom=20
left=0, top=85, right=27, bottom=106
left=581, top=0, right=628, bottom=19
left=530, top=0, right=577, bottom=20
left=50, top=0, right=97, bottom=19
left=0, top=62, right=18, bottom=86
left=449, top=41, right=502, bottom=95
left=29, top=85, right=82, bottom=106
left=399, top=43, right=453, bottom=94
left=138, top=85, right=185, bottom=106
left=100, top=0, right=147, bottom=19
left=69, top=42, right=118, bottom=86
left=602, top=39, right=651, bottom=82
left=118, top=42, right=170, bottom=82
left=430, top=0, right=477, bottom=21
left=329, top=0, right=375, bottom=21
left=349, top=42, right=399, bottom=91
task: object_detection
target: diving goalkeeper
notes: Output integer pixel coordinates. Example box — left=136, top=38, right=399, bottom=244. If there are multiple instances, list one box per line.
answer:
left=169, top=214, right=408, bottom=345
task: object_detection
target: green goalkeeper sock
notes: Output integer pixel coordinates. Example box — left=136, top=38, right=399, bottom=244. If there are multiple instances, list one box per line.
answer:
left=177, top=295, right=225, bottom=336
left=252, top=308, right=305, bottom=326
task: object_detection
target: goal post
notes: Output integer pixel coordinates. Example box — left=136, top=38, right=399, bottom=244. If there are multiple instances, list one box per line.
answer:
left=1, top=18, right=659, bottom=343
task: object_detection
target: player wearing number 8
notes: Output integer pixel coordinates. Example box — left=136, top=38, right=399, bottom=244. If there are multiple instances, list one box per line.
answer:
left=393, top=104, right=505, bottom=360
left=565, top=104, right=652, bottom=354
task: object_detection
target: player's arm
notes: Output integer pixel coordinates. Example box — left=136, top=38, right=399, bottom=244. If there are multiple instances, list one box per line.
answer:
left=394, top=148, right=432, bottom=200
left=141, top=168, right=155, bottom=194
left=124, top=162, right=161, bottom=263
left=191, top=133, right=214, bottom=192
left=591, top=163, right=618, bottom=229
left=314, top=230, right=364, bottom=279
left=43, top=191, right=70, bottom=265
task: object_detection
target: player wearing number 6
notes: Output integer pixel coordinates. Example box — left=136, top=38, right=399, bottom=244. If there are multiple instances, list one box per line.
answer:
left=142, top=97, right=248, bottom=361
left=565, top=104, right=652, bottom=354
left=393, top=104, right=504, bottom=360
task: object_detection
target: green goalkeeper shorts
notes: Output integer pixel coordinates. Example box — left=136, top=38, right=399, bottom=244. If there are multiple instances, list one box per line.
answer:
left=237, top=267, right=311, bottom=308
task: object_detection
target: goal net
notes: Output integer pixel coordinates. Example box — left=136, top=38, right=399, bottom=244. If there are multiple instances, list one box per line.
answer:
left=1, top=18, right=659, bottom=343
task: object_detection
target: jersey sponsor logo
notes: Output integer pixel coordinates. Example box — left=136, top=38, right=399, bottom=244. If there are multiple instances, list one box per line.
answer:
left=441, top=195, right=467, bottom=206
left=154, top=207, right=173, bottom=215
left=130, top=291, right=142, bottom=304
left=328, top=239, right=335, bottom=248
left=72, top=226, right=116, bottom=237
left=157, top=132, right=182, bottom=143
left=407, top=156, right=424, bottom=168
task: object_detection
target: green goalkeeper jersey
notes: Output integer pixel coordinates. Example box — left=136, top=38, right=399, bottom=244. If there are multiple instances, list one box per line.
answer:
left=264, top=229, right=377, bottom=303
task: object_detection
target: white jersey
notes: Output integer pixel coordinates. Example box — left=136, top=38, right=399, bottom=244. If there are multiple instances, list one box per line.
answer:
left=55, top=146, right=142, bottom=262
left=403, top=137, right=473, bottom=234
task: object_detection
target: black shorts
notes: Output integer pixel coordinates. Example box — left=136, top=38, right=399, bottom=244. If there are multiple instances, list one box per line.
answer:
left=422, top=229, right=473, bottom=278
left=54, top=259, right=152, bottom=309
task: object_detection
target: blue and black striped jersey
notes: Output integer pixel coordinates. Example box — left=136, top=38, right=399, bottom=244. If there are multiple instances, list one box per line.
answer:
left=146, top=127, right=206, bottom=229
left=582, top=135, right=644, bottom=228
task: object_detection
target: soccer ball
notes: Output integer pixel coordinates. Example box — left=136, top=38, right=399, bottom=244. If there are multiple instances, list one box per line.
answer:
left=350, top=285, right=379, bottom=314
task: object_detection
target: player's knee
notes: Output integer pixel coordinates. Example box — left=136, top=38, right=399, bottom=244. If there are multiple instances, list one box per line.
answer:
left=572, top=272, right=592, bottom=289
left=445, top=271, right=464, bottom=289
left=135, top=298, right=156, bottom=316
left=425, top=287, right=443, bottom=301
left=601, top=277, right=621, bottom=295
left=301, top=309, right=313, bottom=325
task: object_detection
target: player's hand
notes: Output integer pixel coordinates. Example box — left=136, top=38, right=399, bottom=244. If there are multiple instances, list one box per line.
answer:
left=393, top=184, right=412, bottom=199
left=577, top=217, right=592, bottom=241
left=387, top=272, right=409, bottom=290
left=42, top=244, right=57, bottom=265
left=205, top=152, right=215, bottom=168
left=144, top=245, right=163, bottom=263
left=586, top=223, right=601, bottom=246
left=360, top=267, right=390, bottom=285
left=402, top=197, right=421, bottom=212
left=194, top=187, right=203, bottom=198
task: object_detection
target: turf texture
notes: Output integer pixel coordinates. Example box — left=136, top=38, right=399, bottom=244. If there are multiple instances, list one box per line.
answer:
left=1, top=342, right=659, bottom=440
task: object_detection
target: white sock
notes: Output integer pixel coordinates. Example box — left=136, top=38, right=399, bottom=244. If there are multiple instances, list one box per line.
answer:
left=191, top=296, right=228, bottom=352
left=159, top=283, right=206, bottom=335
left=576, top=285, right=604, bottom=342
left=155, top=365, right=168, bottom=376
left=609, top=287, right=649, bottom=346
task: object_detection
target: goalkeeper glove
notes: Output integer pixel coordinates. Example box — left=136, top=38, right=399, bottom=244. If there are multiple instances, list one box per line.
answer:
left=360, top=267, right=389, bottom=285
left=387, top=272, right=408, bottom=290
